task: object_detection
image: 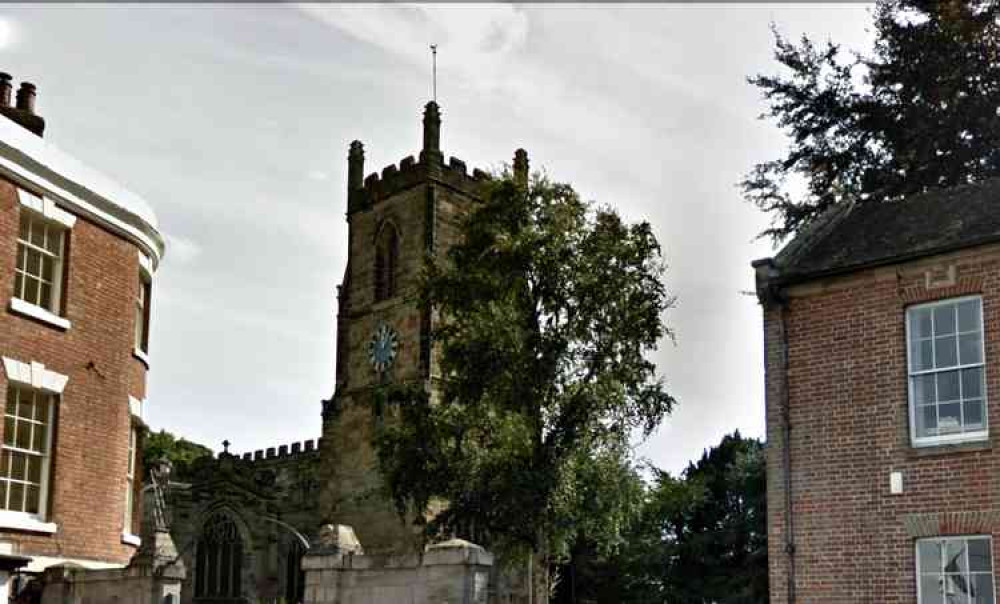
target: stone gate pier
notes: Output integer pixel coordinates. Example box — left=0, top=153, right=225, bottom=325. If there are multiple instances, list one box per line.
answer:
left=303, top=525, right=493, bottom=604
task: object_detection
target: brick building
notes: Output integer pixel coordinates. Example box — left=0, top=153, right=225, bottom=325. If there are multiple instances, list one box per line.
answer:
left=0, top=73, right=164, bottom=599
left=754, top=184, right=1000, bottom=603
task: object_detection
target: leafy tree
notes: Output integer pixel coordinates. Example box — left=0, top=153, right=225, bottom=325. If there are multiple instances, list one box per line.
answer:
left=142, top=428, right=212, bottom=476
left=744, top=0, right=1000, bottom=240
left=620, top=433, right=768, bottom=604
left=374, top=172, right=675, bottom=594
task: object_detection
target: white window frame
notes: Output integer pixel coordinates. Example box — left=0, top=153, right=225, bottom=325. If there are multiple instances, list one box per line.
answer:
left=11, top=189, right=74, bottom=331
left=916, top=535, right=996, bottom=604
left=133, top=252, right=153, bottom=366
left=122, top=424, right=139, bottom=546
left=0, top=357, right=62, bottom=534
left=906, top=296, right=989, bottom=447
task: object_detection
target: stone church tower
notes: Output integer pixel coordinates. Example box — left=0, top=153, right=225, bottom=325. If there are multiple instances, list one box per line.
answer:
left=320, top=102, right=518, bottom=554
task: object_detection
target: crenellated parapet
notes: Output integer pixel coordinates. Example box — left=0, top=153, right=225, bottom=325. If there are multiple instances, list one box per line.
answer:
left=345, top=101, right=498, bottom=215
left=231, top=438, right=323, bottom=464
left=347, top=152, right=491, bottom=214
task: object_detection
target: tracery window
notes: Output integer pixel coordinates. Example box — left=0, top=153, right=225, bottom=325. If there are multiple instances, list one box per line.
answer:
left=374, top=222, right=400, bottom=302
left=195, top=511, right=244, bottom=601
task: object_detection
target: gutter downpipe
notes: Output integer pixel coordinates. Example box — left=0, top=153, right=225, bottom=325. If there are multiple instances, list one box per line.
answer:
left=778, top=299, right=796, bottom=604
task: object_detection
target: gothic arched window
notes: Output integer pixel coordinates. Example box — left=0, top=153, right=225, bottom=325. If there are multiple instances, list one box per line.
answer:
left=374, top=223, right=400, bottom=302
left=195, top=511, right=244, bottom=601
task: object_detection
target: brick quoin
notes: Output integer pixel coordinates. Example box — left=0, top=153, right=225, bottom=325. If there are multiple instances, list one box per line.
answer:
left=758, top=244, right=1000, bottom=603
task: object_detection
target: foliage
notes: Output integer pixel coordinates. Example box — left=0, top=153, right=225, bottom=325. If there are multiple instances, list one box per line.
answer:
left=554, top=432, right=767, bottom=604
left=142, top=428, right=212, bottom=476
left=373, top=172, right=675, bottom=565
left=623, top=432, right=767, bottom=604
left=744, top=0, right=1000, bottom=240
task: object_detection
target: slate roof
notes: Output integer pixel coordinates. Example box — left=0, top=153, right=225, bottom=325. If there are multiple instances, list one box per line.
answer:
left=765, top=178, right=1000, bottom=283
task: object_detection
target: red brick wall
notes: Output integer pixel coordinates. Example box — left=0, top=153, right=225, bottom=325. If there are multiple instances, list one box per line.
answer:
left=0, top=176, right=146, bottom=565
left=763, top=247, right=1000, bottom=602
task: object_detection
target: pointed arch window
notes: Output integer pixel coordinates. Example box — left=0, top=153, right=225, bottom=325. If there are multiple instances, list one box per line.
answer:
left=374, top=223, right=400, bottom=302
left=195, top=511, right=244, bottom=601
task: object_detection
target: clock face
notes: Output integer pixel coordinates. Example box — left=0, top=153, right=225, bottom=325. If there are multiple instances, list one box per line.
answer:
left=367, top=324, right=399, bottom=373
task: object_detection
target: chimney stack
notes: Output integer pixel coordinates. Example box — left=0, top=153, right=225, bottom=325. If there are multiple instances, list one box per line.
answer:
left=15, top=82, right=35, bottom=113
left=0, top=74, right=11, bottom=108
left=0, top=73, right=45, bottom=136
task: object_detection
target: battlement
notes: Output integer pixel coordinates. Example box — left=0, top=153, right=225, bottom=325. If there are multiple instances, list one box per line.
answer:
left=346, top=101, right=500, bottom=214
left=230, top=438, right=323, bottom=463
left=349, top=154, right=490, bottom=213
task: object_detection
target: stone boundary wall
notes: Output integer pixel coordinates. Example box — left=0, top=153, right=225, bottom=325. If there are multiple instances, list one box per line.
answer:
left=303, top=526, right=493, bottom=604
left=39, top=563, right=182, bottom=604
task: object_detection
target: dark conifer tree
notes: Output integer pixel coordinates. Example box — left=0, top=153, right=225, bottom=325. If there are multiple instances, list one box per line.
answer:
left=745, top=0, right=1000, bottom=240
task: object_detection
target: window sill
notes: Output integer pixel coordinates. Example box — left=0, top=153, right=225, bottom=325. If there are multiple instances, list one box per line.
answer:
left=132, top=348, right=150, bottom=369
left=9, top=298, right=70, bottom=331
left=121, top=532, right=141, bottom=547
left=0, top=512, right=57, bottom=534
left=908, top=438, right=991, bottom=458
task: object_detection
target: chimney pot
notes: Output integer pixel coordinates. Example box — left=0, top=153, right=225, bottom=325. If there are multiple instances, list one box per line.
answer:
left=15, top=82, right=36, bottom=114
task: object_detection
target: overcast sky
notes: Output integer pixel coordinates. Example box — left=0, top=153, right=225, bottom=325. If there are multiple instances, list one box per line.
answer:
left=0, top=4, right=873, bottom=476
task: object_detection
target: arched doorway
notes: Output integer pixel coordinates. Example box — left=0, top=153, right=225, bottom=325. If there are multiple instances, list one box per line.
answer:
left=282, top=536, right=306, bottom=604
left=194, top=510, right=245, bottom=602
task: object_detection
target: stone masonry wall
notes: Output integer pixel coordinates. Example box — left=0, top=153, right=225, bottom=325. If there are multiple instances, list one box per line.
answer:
left=763, top=243, right=1000, bottom=603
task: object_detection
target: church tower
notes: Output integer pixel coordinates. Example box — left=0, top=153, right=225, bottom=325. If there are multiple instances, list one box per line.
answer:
left=320, top=102, right=507, bottom=553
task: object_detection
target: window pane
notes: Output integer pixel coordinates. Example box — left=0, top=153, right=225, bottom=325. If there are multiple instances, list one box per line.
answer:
left=14, top=422, right=29, bottom=450
left=959, top=299, right=982, bottom=333
left=960, top=333, right=983, bottom=365
left=18, top=214, right=29, bottom=240
left=915, top=375, right=937, bottom=404
left=939, top=403, right=962, bottom=433
left=24, top=485, right=38, bottom=515
left=10, top=453, right=26, bottom=481
left=35, top=399, right=48, bottom=424
left=920, top=540, right=944, bottom=573
left=7, top=483, right=23, bottom=512
left=969, top=539, right=993, bottom=572
left=22, top=278, right=38, bottom=306
left=935, top=305, right=957, bottom=335
left=5, top=389, right=15, bottom=416
left=935, top=335, right=959, bottom=368
left=39, top=283, right=51, bottom=311
left=29, top=222, right=44, bottom=248
left=917, top=405, right=938, bottom=437
left=20, top=397, right=34, bottom=424
left=921, top=575, right=945, bottom=604
left=938, top=371, right=961, bottom=402
left=944, top=541, right=968, bottom=574
left=3, top=417, right=15, bottom=448
left=26, top=457, right=39, bottom=484
left=962, top=368, right=984, bottom=399
left=972, top=574, right=995, bottom=604
left=964, top=400, right=985, bottom=429
left=913, top=308, right=934, bottom=338
left=13, top=273, right=22, bottom=299
left=913, top=339, right=935, bottom=371
left=44, top=230, right=61, bottom=256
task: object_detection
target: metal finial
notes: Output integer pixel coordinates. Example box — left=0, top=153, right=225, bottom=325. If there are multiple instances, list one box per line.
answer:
left=430, top=44, right=438, bottom=103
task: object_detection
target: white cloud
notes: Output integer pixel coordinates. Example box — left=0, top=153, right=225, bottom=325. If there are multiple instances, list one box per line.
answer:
left=163, top=233, right=202, bottom=265
left=0, top=18, right=15, bottom=50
